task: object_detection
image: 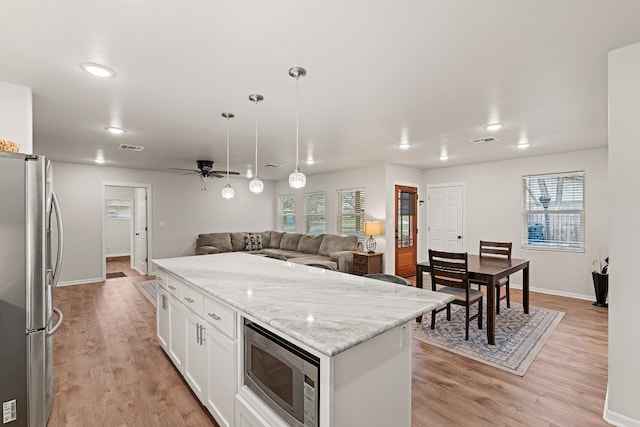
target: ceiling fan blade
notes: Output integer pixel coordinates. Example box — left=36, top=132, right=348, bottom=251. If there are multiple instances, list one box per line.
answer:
left=169, top=167, right=200, bottom=173
left=211, top=170, right=240, bottom=176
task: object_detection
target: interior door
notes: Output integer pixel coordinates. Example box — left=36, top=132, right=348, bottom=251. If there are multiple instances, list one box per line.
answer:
left=395, top=185, right=418, bottom=277
left=133, top=187, right=148, bottom=274
left=427, top=184, right=464, bottom=251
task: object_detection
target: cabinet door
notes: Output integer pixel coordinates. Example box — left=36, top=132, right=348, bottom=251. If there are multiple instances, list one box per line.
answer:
left=205, top=327, right=236, bottom=427
left=184, top=311, right=207, bottom=403
left=235, top=395, right=269, bottom=427
left=169, top=296, right=185, bottom=372
left=156, top=288, right=170, bottom=351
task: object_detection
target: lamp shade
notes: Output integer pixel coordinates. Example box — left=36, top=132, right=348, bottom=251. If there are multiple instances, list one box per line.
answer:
left=363, top=221, right=383, bottom=236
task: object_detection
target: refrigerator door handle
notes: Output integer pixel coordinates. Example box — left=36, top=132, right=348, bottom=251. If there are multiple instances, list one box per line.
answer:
left=51, top=191, right=64, bottom=287
left=47, top=307, right=64, bottom=336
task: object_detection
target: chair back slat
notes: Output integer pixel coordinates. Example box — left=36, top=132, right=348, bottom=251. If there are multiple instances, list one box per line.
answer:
left=428, top=249, right=469, bottom=291
left=479, top=241, right=512, bottom=259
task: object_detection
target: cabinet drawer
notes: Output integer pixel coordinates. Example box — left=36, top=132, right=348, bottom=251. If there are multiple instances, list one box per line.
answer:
left=353, top=255, right=367, bottom=265
left=204, top=296, right=236, bottom=339
left=166, top=276, right=182, bottom=299
left=182, top=284, right=204, bottom=317
left=353, top=264, right=367, bottom=274
left=155, top=270, right=168, bottom=290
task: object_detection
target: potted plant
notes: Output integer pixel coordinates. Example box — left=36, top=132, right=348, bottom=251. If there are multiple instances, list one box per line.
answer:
left=592, top=256, right=609, bottom=308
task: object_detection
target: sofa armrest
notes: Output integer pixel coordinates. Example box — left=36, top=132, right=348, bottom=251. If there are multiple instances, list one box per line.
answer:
left=195, top=245, right=220, bottom=255
left=330, top=250, right=357, bottom=273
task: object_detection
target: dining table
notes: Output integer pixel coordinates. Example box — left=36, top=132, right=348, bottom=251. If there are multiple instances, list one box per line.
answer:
left=415, top=255, right=530, bottom=345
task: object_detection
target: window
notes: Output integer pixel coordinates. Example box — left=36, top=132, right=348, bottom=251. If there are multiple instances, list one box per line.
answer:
left=522, top=171, right=585, bottom=251
left=277, top=195, right=295, bottom=232
left=304, top=192, right=325, bottom=235
left=337, top=188, right=365, bottom=238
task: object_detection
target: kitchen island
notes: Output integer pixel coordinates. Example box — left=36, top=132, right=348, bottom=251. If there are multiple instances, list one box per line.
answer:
left=153, top=252, right=452, bottom=427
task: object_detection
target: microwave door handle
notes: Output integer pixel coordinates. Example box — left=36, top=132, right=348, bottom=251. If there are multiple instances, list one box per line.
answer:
left=51, top=192, right=64, bottom=287
left=47, top=307, right=64, bottom=336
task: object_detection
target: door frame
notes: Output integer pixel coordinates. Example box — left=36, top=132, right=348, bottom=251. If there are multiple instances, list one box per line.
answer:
left=101, top=181, right=152, bottom=280
left=424, top=182, right=465, bottom=253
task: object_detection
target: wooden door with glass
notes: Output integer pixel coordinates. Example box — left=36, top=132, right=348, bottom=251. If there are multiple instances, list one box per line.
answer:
left=395, top=185, right=418, bottom=277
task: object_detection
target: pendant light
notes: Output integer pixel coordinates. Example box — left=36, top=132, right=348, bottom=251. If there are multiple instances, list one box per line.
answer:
left=288, top=66, right=307, bottom=189
left=248, top=94, right=264, bottom=194
left=221, top=112, right=235, bottom=199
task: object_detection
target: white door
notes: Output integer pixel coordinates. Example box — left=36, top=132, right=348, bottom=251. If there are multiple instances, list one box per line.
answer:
left=427, top=184, right=464, bottom=252
left=133, top=187, right=148, bottom=274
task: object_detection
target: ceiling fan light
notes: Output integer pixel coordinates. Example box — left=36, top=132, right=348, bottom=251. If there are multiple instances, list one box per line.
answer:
left=289, top=167, right=306, bottom=189
left=249, top=177, right=264, bottom=193
left=221, top=183, right=235, bottom=199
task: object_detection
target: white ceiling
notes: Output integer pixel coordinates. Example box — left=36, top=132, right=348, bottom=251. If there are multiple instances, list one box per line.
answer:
left=2, top=1, right=640, bottom=181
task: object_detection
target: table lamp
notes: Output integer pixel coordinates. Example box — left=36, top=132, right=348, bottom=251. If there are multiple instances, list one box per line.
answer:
left=363, top=221, right=383, bottom=253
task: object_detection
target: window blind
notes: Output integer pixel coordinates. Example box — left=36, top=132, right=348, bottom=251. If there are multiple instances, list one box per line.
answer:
left=522, top=171, right=585, bottom=251
left=336, top=188, right=365, bottom=239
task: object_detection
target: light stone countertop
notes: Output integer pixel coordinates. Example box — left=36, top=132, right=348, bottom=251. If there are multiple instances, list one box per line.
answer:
left=153, top=252, right=453, bottom=357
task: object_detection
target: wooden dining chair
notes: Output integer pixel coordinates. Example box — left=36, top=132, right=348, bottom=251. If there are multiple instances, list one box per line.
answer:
left=428, top=250, right=483, bottom=340
left=473, top=240, right=512, bottom=314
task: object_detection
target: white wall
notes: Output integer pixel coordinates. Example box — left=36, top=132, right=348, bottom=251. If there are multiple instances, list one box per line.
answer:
left=0, top=81, right=32, bottom=154
left=53, top=161, right=274, bottom=284
left=423, top=148, right=608, bottom=299
left=105, top=186, right=134, bottom=256
left=606, top=41, right=640, bottom=426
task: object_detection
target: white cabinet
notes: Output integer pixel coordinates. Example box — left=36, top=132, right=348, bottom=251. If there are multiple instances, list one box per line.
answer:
left=156, top=287, right=170, bottom=351
left=235, top=394, right=269, bottom=427
left=168, top=296, right=185, bottom=372
left=205, top=323, right=236, bottom=427
left=184, top=310, right=207, bottom=403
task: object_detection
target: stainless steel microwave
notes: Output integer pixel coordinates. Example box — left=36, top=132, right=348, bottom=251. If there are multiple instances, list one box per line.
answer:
left=244, top=320, right=320, bottom=426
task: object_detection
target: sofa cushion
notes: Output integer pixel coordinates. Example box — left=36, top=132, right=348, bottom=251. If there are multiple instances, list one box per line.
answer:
left=318, top=234, right=358, bottom=257
left=256, top=231, right=271, bottom=248
left=280, top=233, right=303, bottom=251
left=245, top=234, right=263, bottom=251
left=261, top=248, right=308, bottom=259
left=288, top=255, right=337, bottom=270
left=198, top=232, right=233, bottom=253
left=297, top=234, right=324, bottom=254
left=230, top=232, right=249, bottom=252
left=269, top=231, right=285, bottom=248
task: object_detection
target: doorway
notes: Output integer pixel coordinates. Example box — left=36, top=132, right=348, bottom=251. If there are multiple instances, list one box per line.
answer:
left=426, top=183, right=464, bottom=251
left=102, top=182, right=151, bottom=280
left=395, top=185, right=418, bottom=277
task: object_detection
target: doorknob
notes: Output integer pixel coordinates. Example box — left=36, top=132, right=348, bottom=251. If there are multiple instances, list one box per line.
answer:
left=457, top=235, right=462, bottom=239
left=135, top=232, right=140, bottom=236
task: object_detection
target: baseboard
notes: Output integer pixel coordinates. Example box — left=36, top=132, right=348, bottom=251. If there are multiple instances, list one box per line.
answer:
left=57, top=277, right=103, bottom=287
left=603, top=382, right=640, bottom=426
left=509, top=284, right=595, bottom=302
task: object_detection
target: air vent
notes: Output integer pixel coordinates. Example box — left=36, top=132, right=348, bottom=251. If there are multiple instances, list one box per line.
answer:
left=469, top=137, right=497, bottom=145
left=265, top=163, right=281, bottom=168
left=119, top=143, right=144, bottom=151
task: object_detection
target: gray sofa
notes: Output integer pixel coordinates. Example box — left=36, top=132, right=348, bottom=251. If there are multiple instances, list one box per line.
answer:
left=195, top=231, right=359, bottom=273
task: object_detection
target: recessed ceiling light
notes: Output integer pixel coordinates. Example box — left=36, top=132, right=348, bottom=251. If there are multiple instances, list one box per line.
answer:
left=485, top=123, right=503, bottom=131
left=105, top=126, right=126, bottom=135
left=518, top=142, right=530, bottom=149
left=80, top=62, right=116, bottom=78
left=439, top=154, right=449, bottom=161
left=95, top=158, right=105, bottom=165
left=306, top=159, right=315, bottom=165
left=399, top=143, right=410, bottom=150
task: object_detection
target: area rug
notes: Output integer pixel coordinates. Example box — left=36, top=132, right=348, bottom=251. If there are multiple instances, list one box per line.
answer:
left=412, top=303, right=564, bottom=376
left=134, top=280, right=157, bottom=308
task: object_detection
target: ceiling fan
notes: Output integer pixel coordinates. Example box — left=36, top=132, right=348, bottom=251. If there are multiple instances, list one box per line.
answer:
left=169, top=160, right=240, bottom=191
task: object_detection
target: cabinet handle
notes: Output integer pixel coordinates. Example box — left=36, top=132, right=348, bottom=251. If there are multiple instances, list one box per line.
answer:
left=168, top=285, right=176, bottom=290
left=162, top=294, right=167, bottom=310
left=200, top=325, right=205, bottom=345
left=208, top=312, right=221, bottom=321
left=184, top=297, right=195, bottom=304
left=196, top=323, right=201, bottom=344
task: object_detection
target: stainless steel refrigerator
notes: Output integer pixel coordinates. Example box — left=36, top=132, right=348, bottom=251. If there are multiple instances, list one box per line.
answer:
left=0, top=152, right=64, bottom=427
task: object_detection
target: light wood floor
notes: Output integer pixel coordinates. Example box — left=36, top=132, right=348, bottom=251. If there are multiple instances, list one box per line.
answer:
left=49, top=271, right=608, bottom=427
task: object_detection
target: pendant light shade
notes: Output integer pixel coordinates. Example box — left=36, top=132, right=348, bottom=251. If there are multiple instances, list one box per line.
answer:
left=249, top=94, right=264, bottom=194
left=221, top=112, right=235, bottom=200
left=288, top=66, right=307, bottom=189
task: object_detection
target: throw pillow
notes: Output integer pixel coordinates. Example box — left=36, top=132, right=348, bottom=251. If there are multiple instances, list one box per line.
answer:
left=245, top=234, right=263, bottom=251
